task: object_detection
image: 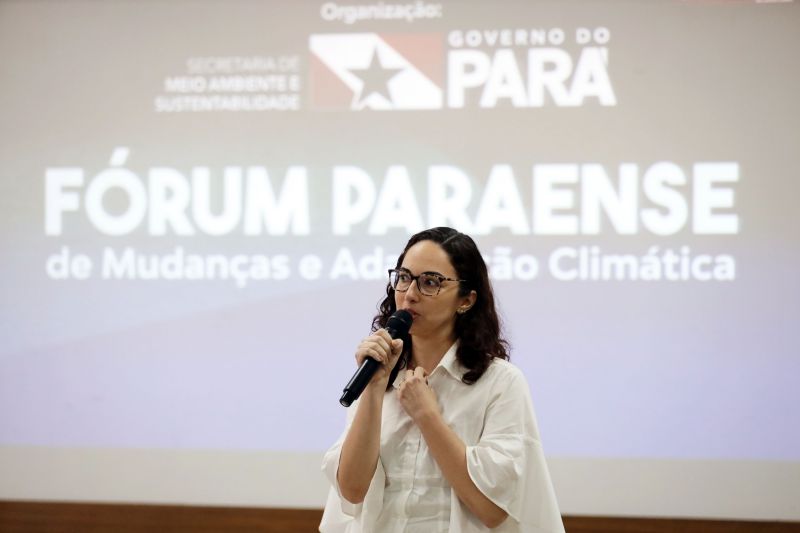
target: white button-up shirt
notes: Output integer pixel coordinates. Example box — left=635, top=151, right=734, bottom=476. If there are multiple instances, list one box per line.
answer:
left=320, top=342, right=565, bottom=532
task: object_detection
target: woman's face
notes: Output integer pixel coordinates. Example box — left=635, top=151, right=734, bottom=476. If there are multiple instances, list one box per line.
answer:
left=394, top=240, right=474, bottom=340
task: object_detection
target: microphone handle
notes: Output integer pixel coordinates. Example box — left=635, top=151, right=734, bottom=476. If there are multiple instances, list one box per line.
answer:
left=340, top=356, right=381, bottom=407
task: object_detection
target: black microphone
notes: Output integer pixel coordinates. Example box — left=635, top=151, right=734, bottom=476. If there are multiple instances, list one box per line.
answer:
left=340, top=309, right=413, bottom=407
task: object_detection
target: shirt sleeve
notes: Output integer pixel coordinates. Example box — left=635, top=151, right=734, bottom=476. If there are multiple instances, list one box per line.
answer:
left=464, top=366, right=565, bottom=532
left=319, top=399, right=387, bottom=532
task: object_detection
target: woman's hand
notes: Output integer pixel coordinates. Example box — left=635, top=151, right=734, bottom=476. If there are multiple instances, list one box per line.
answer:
left=355, top=329, right=404, bottom=387
left=398, top=367, right=441, bottom=423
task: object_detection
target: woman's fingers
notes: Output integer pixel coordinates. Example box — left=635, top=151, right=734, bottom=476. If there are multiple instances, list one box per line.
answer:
left=367, top=346, right=387, bottom=364
left=370, top=331, right=392, bottom=353
left=402, top=366, right=428, bottom=386
left=354, top=329, right=402, bottom=370
left=355, top=344, right=384, bottom=366
left=390, top=338, right=404, bottom=356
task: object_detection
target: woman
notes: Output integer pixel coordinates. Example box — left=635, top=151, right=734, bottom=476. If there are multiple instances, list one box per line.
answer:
left=320, top=227, right=564, bottom=532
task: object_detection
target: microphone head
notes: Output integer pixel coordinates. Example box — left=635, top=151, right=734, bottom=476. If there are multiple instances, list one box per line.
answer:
left=386, top=309, right=413, bottom=337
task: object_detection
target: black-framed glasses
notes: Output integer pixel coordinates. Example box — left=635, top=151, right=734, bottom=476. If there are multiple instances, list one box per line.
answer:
left=388, top=268, right=466, bottom=297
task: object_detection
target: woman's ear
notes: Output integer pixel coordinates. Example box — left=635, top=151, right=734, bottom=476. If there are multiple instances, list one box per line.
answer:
left=457, top=290, right=477, bottom=314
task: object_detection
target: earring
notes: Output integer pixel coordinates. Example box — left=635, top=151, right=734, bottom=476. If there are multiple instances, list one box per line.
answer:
left=457, top=308, right=466, bottom=314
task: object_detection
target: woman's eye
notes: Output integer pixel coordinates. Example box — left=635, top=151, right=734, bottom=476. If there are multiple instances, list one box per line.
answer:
left=398, top=273, right=411, bottom=283
left=422, top=277, right=438, bottom=288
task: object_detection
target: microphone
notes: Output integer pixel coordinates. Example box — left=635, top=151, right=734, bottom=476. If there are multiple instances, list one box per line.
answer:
left=340, top=309, right=413, bottom=407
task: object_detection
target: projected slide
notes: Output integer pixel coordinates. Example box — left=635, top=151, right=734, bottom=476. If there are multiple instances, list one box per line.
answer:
left=1, top=0, right=798, bottom=518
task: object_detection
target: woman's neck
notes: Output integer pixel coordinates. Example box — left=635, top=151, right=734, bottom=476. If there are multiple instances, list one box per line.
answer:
left=410, top=331, right=456, bottom=374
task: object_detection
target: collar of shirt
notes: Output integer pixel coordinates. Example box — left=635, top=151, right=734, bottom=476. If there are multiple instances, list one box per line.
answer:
left=391, top=340, right=463, bottom=389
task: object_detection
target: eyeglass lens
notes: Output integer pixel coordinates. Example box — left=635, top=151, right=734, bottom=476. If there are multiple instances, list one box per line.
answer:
left=392, top=271, right=440, bottom=295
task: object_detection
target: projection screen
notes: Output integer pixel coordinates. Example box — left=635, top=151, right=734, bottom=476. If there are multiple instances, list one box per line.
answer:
left=1, top=0, right=798, bottom=521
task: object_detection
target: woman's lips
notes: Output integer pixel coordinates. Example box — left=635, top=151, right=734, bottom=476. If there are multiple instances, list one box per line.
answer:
left=403, top=309, right=420, bottom=320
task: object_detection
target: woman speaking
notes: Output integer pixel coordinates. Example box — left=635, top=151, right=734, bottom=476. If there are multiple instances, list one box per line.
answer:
left=321, top=227, right=564, bottom=532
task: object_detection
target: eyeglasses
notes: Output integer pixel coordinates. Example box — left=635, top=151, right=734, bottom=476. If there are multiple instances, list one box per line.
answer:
left=388, top=268, right=466, bottom=297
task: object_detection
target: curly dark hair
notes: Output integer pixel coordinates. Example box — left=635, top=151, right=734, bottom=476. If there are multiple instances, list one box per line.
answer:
left=372, top=227, right=510, bottom=388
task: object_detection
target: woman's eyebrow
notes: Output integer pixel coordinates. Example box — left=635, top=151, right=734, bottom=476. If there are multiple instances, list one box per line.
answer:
left=399, top=267, right=445, bottom=277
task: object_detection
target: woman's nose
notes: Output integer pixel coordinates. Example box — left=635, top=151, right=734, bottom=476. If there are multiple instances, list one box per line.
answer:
left=403, top=279, right=422, bottom=301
